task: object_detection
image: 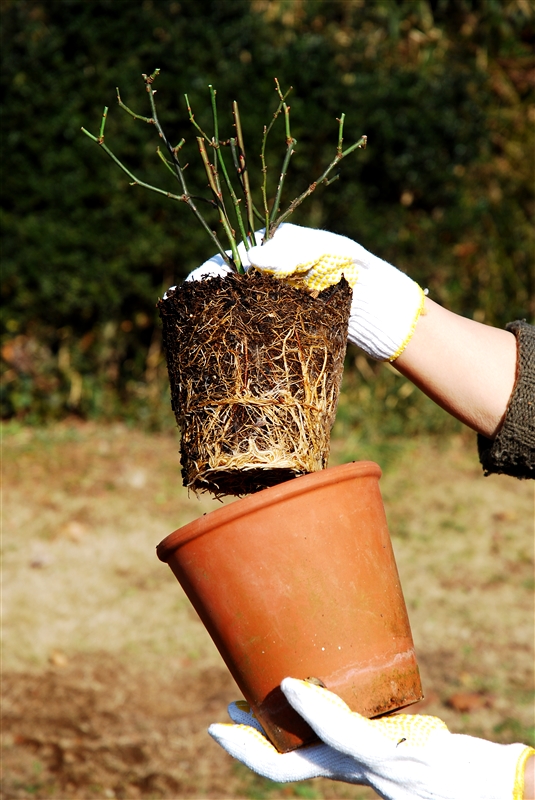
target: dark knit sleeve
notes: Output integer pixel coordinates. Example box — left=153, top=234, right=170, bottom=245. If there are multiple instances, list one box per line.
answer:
left=477, top=320, right=535, bottom=479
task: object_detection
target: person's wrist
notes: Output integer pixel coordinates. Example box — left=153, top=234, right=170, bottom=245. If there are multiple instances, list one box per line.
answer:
left=521, top=752, right=535, bottom=800
left=347, top=265, right=425, bottom=361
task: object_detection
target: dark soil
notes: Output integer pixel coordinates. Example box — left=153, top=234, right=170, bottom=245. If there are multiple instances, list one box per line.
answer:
left=158, top=271, right=351, bottom=497
left=2, top=654, right=240, bottom=799
left=3, top=422, right=533, bottom=800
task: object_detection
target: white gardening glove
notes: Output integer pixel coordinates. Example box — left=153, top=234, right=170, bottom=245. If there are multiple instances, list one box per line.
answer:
left=163, top=231, right=263, bottom=298
left=247, top=223, right=426, bottom=362
left=182, top=231, right=264, bottom=284
left=174, top=224, right=422, bottom=361
left=209, top=678, right=534, bottom=800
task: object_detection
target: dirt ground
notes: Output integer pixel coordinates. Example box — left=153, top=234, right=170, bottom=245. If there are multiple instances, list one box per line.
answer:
left=2, top=420, right=534, bottom=799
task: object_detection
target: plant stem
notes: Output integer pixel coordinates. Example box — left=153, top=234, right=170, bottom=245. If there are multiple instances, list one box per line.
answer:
left=143, top=71, right=237, bottom=267
left=337, top=113, right=345, bottom=154
left=99, top=106, right=108, bottom=141
left=156, top=142, right=184, bottom=179
left=260, top=80, right=293, bottom=238
left=231, top=139, right=265, bottom=225
left=187, top=89, right=249, bottom=265
left=199, top=90, right=232, bottom=241
left=84, top=70, right=368, bottom=273
left=208, top=87, right=250, bottom=260
left=269, top=82, right=296, bottom=231
left=232, top=101, right=255, bottom=247
left=216, top=142, right=251, bottom=250
left=197, top=137, right=243, bottom=271
left=116, top=91, right=153, bottom=124
left=83, top=73, right=233, bottom=267
left=269, top=136, right=295, bottom=228
left=81, top=124, right=229, bottom=262
left=185, top=93, right=211, bottom=140
left=270, top=134, right=367, bottom=236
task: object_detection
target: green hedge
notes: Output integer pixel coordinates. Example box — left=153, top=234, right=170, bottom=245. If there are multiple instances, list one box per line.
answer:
left=1, top=0, right=533, bottom=430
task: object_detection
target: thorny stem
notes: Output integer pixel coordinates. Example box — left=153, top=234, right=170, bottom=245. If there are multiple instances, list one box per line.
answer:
left=114, top=70, right=233, bottom=266
left=209, top=85, right=219, bottom=147
left=99, top=106, right=108, bottom=140
left=185, top=93, right=211, bottom=140
left=208, top=87, right=248, bottom=268
left=270, top=133, right=368, bottom=237
left=215, top=141, right=251, bottom=256
left=232, top=101, right=256, bottom=248
left=157, top=143, right=222, bottom=208
left=269, top=80, right=296, bottom=231
left=231, top=138, right=265, bottom=225
left=260, top=80, right=293, bottom=238
left=199, top=90, right=233, bottom=250
left=187, top=89, right=248, bottom=269
left=81, top=123, right=228, bottom=261
left=144, top=71, right=186, bottom=194
left=82, top=69, right=367, bottom=270
left=270, top=137, right=295, bottom=228
left=156, top=140, right=185, bottom=179
left=337, top=113, right=345, bottom=155
left=197, top=137, right=242, bottom=270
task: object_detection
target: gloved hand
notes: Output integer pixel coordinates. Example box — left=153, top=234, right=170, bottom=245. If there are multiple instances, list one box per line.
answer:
left=163, top=231, right=263, bottom=297
left=182, top=230, right=264, bottom=284
left=209, top=678, right=534, bottom=800
left=181, top=224, right=425, bottom=361
left=246, top=223, right=425, bottom=361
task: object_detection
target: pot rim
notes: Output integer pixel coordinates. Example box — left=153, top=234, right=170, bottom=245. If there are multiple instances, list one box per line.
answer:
left=156, top=460, right=381, bottom=562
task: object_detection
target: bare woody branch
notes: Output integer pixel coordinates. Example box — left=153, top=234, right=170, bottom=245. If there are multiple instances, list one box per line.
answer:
left=82, top=70, right=367, bottom=271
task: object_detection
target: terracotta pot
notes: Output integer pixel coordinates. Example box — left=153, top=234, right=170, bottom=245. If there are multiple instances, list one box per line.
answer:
left=157, top=461, right=423, bottom=753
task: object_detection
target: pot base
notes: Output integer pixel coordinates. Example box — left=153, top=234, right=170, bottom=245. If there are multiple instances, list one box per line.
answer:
left=259, top=654, right=423, bottom=752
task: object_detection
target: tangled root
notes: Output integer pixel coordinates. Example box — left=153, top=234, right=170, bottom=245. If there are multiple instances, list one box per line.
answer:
left=158, top=270, right=351, bottom=497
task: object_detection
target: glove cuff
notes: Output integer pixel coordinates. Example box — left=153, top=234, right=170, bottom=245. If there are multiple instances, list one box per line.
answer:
left=513, top=746, right=535, bottom=800
left=347, top=262, right=425, bottom=361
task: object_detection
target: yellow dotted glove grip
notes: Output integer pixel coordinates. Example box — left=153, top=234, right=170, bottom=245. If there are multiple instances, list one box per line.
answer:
left=373, top=714, right=449, bottom=747
left=263, top=254, right=359, bottom=292
left=298, top=680, right=448, bottom=747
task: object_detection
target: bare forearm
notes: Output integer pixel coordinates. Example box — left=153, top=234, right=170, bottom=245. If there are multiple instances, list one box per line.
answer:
left=525, top=756, right=535, bottom=800
left=393, top=299, right=517, bottom=438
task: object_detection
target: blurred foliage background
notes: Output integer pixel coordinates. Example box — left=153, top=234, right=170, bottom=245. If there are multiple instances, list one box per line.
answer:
left=1, top=0, right=534, bottom=441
